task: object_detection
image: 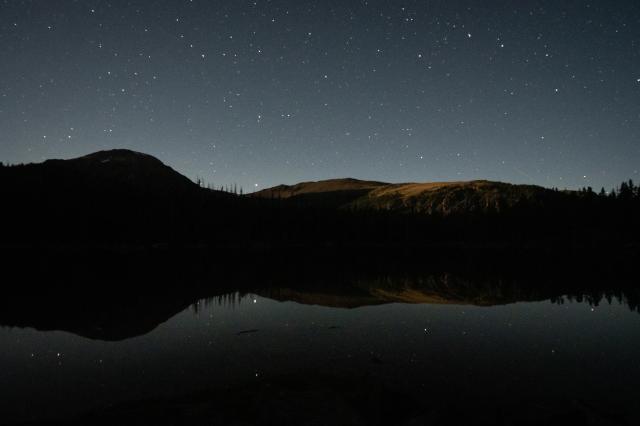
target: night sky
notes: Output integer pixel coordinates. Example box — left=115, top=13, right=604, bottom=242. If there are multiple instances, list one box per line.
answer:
left=1, top=0, right=639, bottom=192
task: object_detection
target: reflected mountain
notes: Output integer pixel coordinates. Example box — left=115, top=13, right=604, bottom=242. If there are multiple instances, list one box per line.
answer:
left=256, top=274, right=559, bottom=308
left=0, top=292, right=198, bottom=341
left=254, top=273, right=640, bottom=310
left=3, top=269, right=638, bottom=341
left=2, top=249, right=640, bottom=426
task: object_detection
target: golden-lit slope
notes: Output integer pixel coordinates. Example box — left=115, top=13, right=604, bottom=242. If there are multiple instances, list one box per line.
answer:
left=253, top=178, right=555, bottom=215
left=252, top=178, right=387, bottom=199
left=368, top=180, right=491, bottom=198
left=255, top=274, right=553, bottom=308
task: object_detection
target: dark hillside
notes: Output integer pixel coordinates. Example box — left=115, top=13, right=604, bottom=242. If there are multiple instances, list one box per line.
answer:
left=1, top=150, right=639, bottom=248
left=0, top=150, right=238, bottom=244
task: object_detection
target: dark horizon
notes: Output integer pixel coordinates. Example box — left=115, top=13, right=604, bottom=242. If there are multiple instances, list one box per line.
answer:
left=1, top=147, right=635, bottom=194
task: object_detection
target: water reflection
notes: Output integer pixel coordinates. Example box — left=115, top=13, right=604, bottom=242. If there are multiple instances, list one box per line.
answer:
left=1, top=263, right=639, bottom=425
left=2, top=271, right=639, bottom=342
left=252, top=275, right=640, bottom=312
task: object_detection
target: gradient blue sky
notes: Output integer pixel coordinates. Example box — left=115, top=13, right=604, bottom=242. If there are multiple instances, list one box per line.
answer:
left=1, top=0, right=639, bottom=192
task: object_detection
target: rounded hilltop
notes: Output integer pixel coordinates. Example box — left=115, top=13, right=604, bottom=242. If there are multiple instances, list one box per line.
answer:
left=41, top=149, right=196, bottom=194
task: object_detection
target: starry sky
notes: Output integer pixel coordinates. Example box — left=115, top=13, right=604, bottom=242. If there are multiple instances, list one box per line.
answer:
left=1, top=0, right=639, bottom=192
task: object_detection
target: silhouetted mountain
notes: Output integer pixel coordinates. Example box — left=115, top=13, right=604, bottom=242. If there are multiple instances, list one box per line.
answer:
left=46, top=149, right=198, bottom=193
left=2, top=149, right=203, bottom=196
left=1, top=149, right=239, bottom=244
left=1, top=149, right=639, bottom=246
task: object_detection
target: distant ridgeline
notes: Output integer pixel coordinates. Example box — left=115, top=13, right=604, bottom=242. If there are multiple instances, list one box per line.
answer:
left=1, top=149, right=639, bottom=248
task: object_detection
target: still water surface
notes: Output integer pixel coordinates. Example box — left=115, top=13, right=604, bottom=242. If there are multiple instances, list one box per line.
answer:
left=2, top=286, right=640, bottom=424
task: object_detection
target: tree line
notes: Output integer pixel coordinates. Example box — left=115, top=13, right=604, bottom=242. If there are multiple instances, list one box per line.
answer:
left=2, top=157, right=640, bottom=247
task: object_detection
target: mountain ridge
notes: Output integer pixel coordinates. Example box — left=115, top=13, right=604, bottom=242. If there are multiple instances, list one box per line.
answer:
left=253, top=177, right=556, bottom=215
left=7, top=149, right=561, bottom=215
left=2, top=149, right=638, bottom=246
left=37, top=149, right=198, bottom=194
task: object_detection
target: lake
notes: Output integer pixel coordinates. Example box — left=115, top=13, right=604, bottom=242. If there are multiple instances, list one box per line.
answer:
left=1, top=267, right=640, bottom=425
